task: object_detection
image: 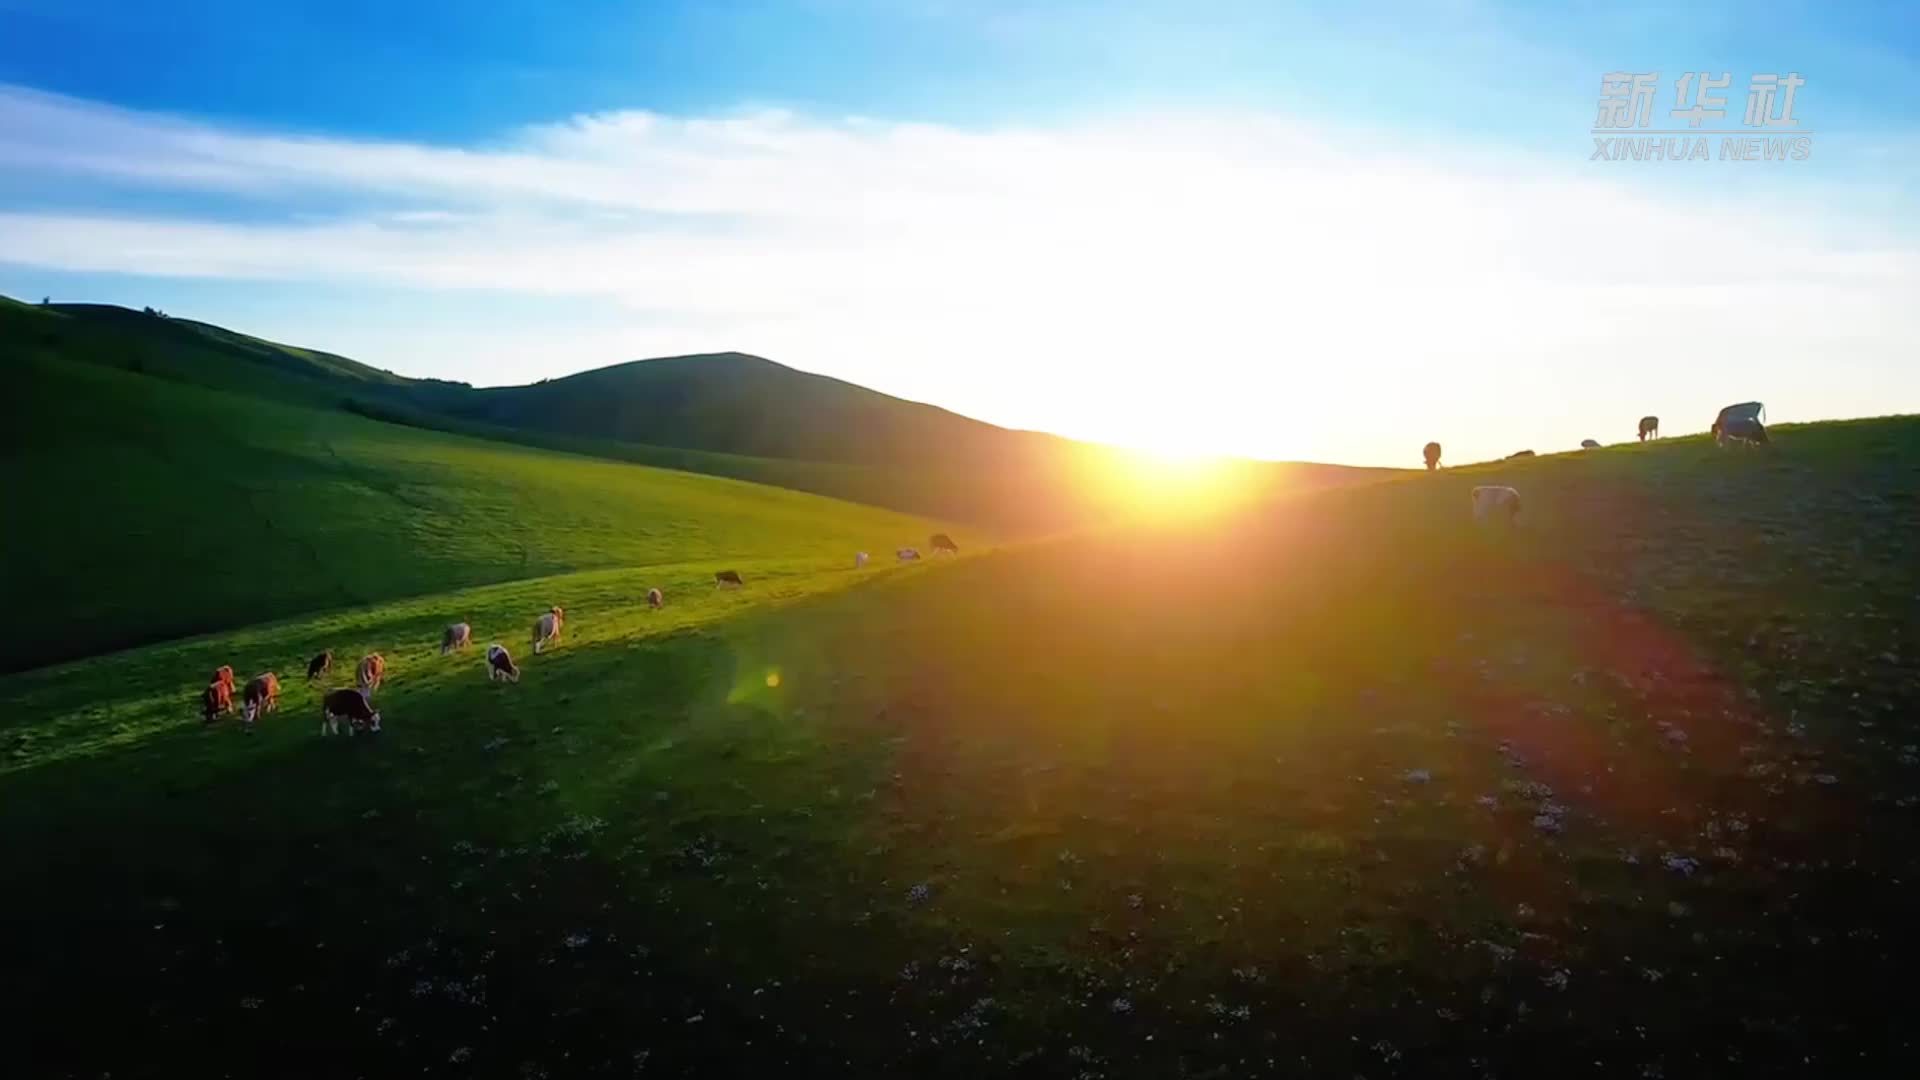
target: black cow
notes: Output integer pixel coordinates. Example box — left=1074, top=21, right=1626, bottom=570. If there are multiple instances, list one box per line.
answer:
left=487, top=644, right=520, bottom=683
left=306, top=649, right=332, bottom=680
left=929, top=533, right=959, bottom=555
left=320, top=687, right=380, bottom=736
left=715, top=570, right=743, bottom=588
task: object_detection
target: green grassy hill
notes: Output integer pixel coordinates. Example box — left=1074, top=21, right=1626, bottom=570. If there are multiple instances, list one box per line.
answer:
left=3, top=296, right=1391, bottom=530
left=2, top=295, right=423, bottom=402
left=3, top=415, right=1913, bottom=1075
left=430, top=350, right=1060, bottom=466
left=0, top=338, right=943, bottom=672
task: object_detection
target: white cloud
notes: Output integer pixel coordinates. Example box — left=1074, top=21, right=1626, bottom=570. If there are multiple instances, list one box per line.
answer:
left=1, top=84, right=1916, bottom=464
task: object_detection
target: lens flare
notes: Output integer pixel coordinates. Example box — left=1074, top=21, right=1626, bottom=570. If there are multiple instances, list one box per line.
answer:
left=1067, top=443, right=1259, bottom=521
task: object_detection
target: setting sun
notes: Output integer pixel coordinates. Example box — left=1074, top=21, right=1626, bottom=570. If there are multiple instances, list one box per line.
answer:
left=1066, top=440, right=1260, bottom=521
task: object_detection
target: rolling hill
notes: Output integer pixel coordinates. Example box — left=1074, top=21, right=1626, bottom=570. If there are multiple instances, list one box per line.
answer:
left=421, top=350, right=1062, bottom=466
left=2, top=296, right=1390, bottom=530
left=0, top=295, right=419, bottom=402
left=2, top=413, right=1914, bottom=1075
left=0, top=324, right=943, bottom=673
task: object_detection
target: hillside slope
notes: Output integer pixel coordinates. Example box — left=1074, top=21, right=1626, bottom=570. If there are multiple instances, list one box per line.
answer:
left=0, top=345, right=942, bottom=672
left=3, top=296, right=1392, bottom=529
left=3, top=416, right=1913, bottom=1075
left=425, top=350, right=1061, bottom=466
left=1, top=296, right=431, bottom=403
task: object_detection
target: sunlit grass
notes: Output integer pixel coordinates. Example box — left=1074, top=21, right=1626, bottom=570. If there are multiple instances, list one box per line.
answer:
left=2, top=349, right=951, bottom=671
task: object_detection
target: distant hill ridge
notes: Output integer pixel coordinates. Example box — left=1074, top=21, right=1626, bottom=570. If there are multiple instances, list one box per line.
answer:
left=1, top=294, right=1390, bottom=527
left=415, top=348, right=1067, bottom=466
left=4, top=296, right=1060, bottom=466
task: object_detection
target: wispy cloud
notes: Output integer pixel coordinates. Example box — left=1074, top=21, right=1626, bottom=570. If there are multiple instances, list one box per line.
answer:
left=1, top=84, right=1915, bottom=463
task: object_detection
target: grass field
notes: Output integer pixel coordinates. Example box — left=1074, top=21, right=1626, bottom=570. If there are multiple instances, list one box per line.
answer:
left=4, top=415, right=1915, bottom=1077
left=0, top=349, right=946, bottom=672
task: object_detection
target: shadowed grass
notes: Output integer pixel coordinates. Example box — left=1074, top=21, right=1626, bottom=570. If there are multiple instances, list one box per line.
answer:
left=1, top=414, right=1916, bottom=1077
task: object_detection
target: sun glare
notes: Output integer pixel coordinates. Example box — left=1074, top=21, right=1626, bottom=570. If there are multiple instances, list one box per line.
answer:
left=1074, top=441, right=1256, bottom=521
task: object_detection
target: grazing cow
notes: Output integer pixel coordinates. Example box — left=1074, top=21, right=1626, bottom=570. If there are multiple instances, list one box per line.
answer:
left=1580, top=439, right=1601, bottom=450
left=1507, top=449, right=1536, bottom=460
left=855, top=551, right=869, bottom=569
left=930, top=533, right=959, bottom=555
left=306, top=650, right=332, bottom=680
left=1638, top=415, right=1660, bottom=441
left=532, top=606, right=565, bottom=652
left=320, top=687, right=381, bottom=736
left=211, top=665, right=236, bottom=696
left=441, top=622, right=472, bottom=655
left=357, top=652, right=386, bottom=694
left=1422, top=441, right=1442, bottom=471
left=487, top=643, right=520, bottom=683
left=242, top=672, right=280, bottom=728
left=1471, top=485, right=1522, bottom=526
left=714, top=571, right=743, bottom=589
left=648, top=587, right=663, bottom=610
left=1712, top=401, right=1768, bottom=447
left=200, top=680, right=232, bottom=723
left=897, top=548, right=921, bottom=562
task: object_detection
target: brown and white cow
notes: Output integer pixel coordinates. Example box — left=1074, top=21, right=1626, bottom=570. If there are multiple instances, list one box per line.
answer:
left=320, top=687, right=381, bottom=736
left=201, top=679, right=233, bottom=723
left=714, top=571, right=743, bottom=589
left=487, top=643, right=520, bottom=683
left=441, top=622, right=472, bottom=655
left=357, top=653, right=386, bottom=694
left=647, top=587, right=663, bottom=610
left=306, top=649, right=332, bottom=680
left=242, top=672, right=280, bottom=728
left=212, top=665, right=236, bottom=696
left=532, top=607, right=564, bottom=653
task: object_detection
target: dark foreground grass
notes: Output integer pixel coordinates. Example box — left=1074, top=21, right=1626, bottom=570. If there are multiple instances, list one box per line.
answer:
left=3, top=418, right=1917, bottom=1077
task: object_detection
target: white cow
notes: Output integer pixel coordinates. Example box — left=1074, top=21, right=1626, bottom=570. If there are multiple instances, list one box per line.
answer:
left=897, top=548, right=921, bottom=562
left=441, top=622, right=472, bottom=654
left=855, top=551, right=869, bottom=569
left=1471, top=485, right=1522, bottom=525
left=532, top=606, right=564, bottom=653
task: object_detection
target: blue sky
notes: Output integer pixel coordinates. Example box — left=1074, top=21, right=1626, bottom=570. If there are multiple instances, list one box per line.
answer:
left=2, top=1, right=1917, bottom=464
